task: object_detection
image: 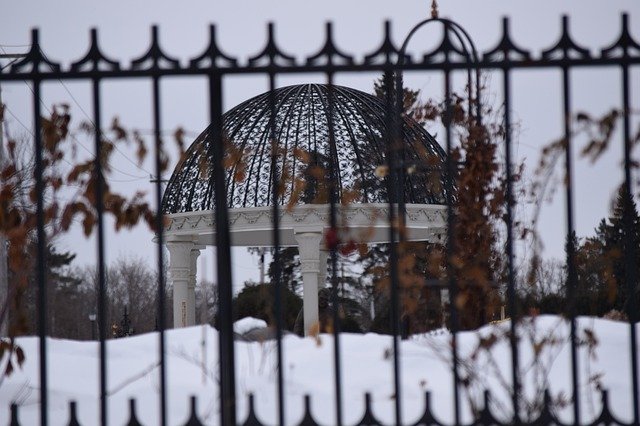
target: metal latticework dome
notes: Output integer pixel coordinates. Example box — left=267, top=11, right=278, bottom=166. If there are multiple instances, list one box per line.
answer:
left=162, top=84, right=447, bottom=214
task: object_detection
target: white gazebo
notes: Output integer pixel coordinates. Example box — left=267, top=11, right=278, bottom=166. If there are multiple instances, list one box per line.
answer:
left=161, top=84, right=448, bottom=335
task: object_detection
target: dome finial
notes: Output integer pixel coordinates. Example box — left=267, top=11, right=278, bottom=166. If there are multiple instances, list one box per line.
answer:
left=430, top=0, right=439, bottom=18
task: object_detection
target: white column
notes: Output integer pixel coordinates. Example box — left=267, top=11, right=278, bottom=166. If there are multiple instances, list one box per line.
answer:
left=318, top=249, right=328, bottom=288
left=167, top=240, right=194, bottom=328
left=294, top=231, right=323, bottom=336
left=188, top=248, right=202, bottom=327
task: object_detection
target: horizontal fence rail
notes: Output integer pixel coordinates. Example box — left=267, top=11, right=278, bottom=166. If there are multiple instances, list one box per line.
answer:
left=0, top=16, right=639, bottom=81
left=0, top=12, right=639, bottom=426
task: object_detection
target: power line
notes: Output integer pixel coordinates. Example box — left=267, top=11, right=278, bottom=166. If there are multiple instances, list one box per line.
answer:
left=3, top=46, right=198, bottom=183
left=5, top=105, right=168, bottom=183
left=0, top=46, right=149, bottom=180
left=4, top=104, right=95, bottom=173
left=3, top=105, right=148, bottom=183
left=38, top=47, right=156, bottom=177
left=135, top=128, right=200, bottom=139
left=6, top=75, right=146, bottom=179
left=0, top=57, right=21, bottom=71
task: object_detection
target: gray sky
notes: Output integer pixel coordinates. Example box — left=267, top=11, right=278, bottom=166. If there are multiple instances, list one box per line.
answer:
left=1, top=0, right=639, bottom=289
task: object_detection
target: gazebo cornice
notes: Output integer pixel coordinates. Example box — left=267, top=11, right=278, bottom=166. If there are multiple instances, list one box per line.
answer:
left=164, top=203, right=446, bottom=247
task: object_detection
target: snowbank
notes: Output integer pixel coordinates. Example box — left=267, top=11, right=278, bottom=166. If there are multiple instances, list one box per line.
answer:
left=233, top=317, right=268, bottom=335
left=0, top=316, right=638, bottom=425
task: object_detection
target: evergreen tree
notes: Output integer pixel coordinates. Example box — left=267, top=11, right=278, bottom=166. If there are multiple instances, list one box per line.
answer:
left=267, top=247, right=302, bottom=294
left=571, top=231, right=609, bottom=316
left=572, top=186, right=640, bottom=317
left=15, top=243, right=84, bottom=337
left=46, top=245, right=83, bottom=337
left=603, top=186, right=640, bottom=313
left=232, top=282, right=302, bottom=331
left=525, top=187, right=640, bottom=319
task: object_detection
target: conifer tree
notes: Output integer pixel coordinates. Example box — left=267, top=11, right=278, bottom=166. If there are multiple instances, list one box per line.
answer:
left=571, top=186, right=640, bottom=317
left=603, top=186, right=640, bottom=312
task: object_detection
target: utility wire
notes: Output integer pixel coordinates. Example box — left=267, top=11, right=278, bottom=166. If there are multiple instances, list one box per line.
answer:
left=135, top=128, right=200, bottom=139
left=0, top=58, right=21, bottom=71
left=38, top=47, right=160, bottom=178
left=3, top=105, right=147, bottom=183
left=4, top=46, right=197, bottom=183
left=7, top=74, right=146, bottom=179
left=0, top=45, right=149, bottom=180
left=4, top=105, right=75, bottom=170
left=41, top=47, right=154, bottom=175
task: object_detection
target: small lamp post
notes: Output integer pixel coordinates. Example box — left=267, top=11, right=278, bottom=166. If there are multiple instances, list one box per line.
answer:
left=88, top=313, right=97, bottom=340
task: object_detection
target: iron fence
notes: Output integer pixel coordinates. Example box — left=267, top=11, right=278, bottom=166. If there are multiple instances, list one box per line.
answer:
left=0, top=12, right=639, bottom=426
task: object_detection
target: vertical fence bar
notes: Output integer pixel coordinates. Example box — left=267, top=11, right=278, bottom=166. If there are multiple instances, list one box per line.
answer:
left=621, top=60, right=640, bottom=426
left=209, top=73, right=236, bottom=426
left=393, top=62, right=407, bottom=236
left=32, top=78, right=48, bottom=426
left=503, top=66, right=520, bottom=424
left=151, top=76, right=168, bottom=426
left=326, top=73, right=344, bottom=426
left=267, top=71, right=285, bottom=426
left=383, top=68, right=402, bottom=426
left=562, top=64, right=580, bottom=426
left=91, top=79, right=108, bottom=426
left=393, top=30, right=409, bottom=348
left=443, top=44, right=461, bottom=426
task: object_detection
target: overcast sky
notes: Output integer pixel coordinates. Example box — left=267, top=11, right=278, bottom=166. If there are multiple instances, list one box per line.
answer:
left=1, top=0, right=639, bottom=290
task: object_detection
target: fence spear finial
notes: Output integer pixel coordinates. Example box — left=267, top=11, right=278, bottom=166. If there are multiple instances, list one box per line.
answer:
left=431, top=0, right=439, bottom=18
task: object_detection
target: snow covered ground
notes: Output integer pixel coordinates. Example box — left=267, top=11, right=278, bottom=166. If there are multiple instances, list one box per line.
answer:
left=0, top=315, right=638, bottom=425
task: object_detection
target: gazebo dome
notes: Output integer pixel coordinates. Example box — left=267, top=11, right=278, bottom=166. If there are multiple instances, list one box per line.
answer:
left=162, top=84, right=447, bottom=214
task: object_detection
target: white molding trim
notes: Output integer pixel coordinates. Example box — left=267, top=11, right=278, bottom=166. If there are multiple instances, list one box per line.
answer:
left=164, top=203, right=446, bottom=246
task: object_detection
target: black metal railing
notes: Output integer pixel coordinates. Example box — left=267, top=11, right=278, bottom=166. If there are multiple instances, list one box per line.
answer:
left=1, top=12, right=639, bottom=426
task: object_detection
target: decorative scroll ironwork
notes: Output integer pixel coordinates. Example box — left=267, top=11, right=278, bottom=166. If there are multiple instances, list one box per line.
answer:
left=306, top=22, right=354, bottom=66
left=601, top=14, right=640, bottom=59
left=161, top=84, right=448, bottom=214
left=70, top=28, right=120, bottom=73
left=363, top=21, right=412, bottom=66
left=183, top=397, right=204, bottom=426
left=483, top=18, right=531, bottom=63
left=130, top=26, right=181, bottom=71
left=189, top=25, right=238, bottom=70
left=8, top=29, right=61, bottom=74
left=247, top=23, right=296, bottom=68
left=541, top=16, right=591, bottom=61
